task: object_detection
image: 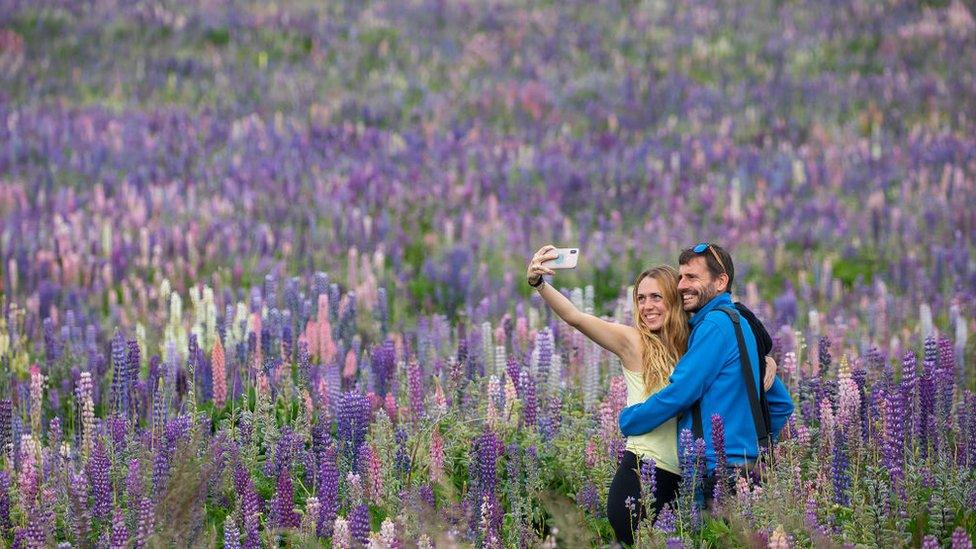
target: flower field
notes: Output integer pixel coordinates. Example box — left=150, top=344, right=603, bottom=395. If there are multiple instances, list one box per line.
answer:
left=1, top=0, right=975, bottom=546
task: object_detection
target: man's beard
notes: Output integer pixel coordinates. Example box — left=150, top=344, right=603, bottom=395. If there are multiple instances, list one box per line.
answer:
left=683, top=284, right=719, bottom=312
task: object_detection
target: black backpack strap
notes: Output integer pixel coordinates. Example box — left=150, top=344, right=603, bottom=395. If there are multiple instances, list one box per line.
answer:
left=734, top=303, right=774, bottom=439
left=717, top=306, right=771, bottom=449
left=691, top=400, right=704, bottom=442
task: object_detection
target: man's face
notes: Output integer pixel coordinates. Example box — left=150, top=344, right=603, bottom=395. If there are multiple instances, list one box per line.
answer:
left=677, top=256, right=726, bottom=312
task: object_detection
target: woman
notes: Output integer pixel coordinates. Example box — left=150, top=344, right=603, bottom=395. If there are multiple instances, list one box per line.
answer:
left=526, top=245, right=776, bottom=546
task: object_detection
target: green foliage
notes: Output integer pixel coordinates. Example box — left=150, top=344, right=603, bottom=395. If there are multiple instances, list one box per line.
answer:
left=833, top=254, right=877, bottom=287
left=204, top=27, right=231, bottom=47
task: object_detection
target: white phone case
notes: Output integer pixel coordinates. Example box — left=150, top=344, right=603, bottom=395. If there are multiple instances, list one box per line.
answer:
left=546, top=248, right=579, bottom=269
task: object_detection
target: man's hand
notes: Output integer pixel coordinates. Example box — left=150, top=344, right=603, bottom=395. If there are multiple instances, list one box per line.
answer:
left=763, top=355, right=777, bottom=391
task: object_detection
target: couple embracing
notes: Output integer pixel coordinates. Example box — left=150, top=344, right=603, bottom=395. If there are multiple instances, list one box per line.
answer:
left=526, top=243, right=794, bottom=546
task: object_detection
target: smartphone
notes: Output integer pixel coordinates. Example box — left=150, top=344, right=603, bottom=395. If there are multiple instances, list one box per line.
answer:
left=544, top=248, right=580, bottom=269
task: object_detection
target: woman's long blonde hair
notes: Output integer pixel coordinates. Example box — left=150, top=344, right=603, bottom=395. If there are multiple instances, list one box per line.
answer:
left=632, top=266, right=689, bottom=396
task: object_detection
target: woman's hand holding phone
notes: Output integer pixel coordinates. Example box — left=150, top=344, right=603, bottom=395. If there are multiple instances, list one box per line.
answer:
left=527, top=245, right=559, bottom=286
left=528, top=245, right=579, bottom=286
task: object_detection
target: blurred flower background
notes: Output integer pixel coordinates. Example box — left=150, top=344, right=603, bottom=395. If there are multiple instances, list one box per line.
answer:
left=0, top=0, right=974, bottom=546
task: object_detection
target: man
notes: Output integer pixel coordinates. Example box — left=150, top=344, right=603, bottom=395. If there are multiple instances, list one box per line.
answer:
left=618, top=243, right=794, bottom=487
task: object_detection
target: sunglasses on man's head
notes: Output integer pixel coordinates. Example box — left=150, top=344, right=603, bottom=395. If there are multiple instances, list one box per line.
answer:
left=692, top=242, right=727, bottom=274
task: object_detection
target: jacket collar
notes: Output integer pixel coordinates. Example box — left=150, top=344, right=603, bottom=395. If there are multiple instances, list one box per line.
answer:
left=689, top=292, right=733, bottom=328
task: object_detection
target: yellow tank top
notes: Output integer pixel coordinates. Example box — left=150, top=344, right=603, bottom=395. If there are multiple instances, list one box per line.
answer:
left=621, top=367, right=680, bottom=475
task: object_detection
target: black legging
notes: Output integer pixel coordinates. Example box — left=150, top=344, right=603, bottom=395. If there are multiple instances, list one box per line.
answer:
left=606, top=450, right=681, bottom=547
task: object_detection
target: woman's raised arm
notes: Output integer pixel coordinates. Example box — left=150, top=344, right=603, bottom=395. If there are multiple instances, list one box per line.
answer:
left=527, top=245, right=637, bottom=361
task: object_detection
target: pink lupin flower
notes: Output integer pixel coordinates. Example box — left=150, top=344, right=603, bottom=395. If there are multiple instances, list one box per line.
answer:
left=432, top=379, right=447, bottom=414
left=584, top=438, right=600, bottom=469
left=212, top=337, right=226, bottom=408
left=367, top=392, right=382, bottom=413
left=251, top=313, right=263, bottom=366
left=365, top=444, right=383, bottom=505
left=429, top=429, right=445, bottom=483
left=600, top=376, right=627, bottom=440
left=375, top=517, right=399, bottom=549
left=332, top=517, right=352, bottom=549
left=18, top=435, right=40, bottom=506
left=29, top=364, right=44, bottom=435
left=795, top=422, right=811, bottom=448
left=837, top=374, right=860, bottom=432
left=383, top=393, right=398, bottom=423
left=486, top=376, right=500, bottom=428
left=342, top=349, right=358, bottom=379
left=493, top=321, right=506, bottom=350
left=302, top=327, right=318, bottom=363
left=782, top=351, right=797, bottom=378
left=303, top=389, right=314, bottom=419
left=819, top=398, right=835, bottom=455
left=515, top=316, right=529, bottom=353
left=317, top=295, right=336, bottom=364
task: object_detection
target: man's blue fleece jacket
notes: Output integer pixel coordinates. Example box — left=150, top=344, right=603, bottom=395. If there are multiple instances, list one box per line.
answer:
left=618, top=293, right=795, bottom=473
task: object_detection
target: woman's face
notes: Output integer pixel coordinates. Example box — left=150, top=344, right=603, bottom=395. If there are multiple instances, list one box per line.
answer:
left=636, top=276, right=667, bottom=332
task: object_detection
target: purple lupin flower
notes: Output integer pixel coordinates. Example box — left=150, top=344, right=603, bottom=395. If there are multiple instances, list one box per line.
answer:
left=394, top=427, right=411, bottom=479
left=506, top=356, right=521, bottom=397
left=111, top=506, right=128, bottom=549
left=476, top=429, right=503, bottom=495
left=223, top=517, right=242, bottom=549
left=42, top=317, right=60, bottom=364
left=68, top=469, right=90, bottom=544
left=534, top=327, right=553, bottom=395
left=519, top=369, right=538, bottom=429
left=0, top=399, right=10, bottom=460
left=804, top=495, right=823, bottom=536
left=471, top=428, right=503, bottom=536
left=678, top=428, right=704, bottom=519
left=655, top=504, right=676, bottom=533
left=882, top=384, right=905, bottom=482
left=317, top=445, right=339, bottom=538
left=265, top=426, right=298, bottom=479
left=545, top=394, right=562, bottom=439
left=371, top=339, right=396, bottom=397
left=711, top=414, right=728, bottom=507
left=111, top=329, right=128, bottom=415
left=134, top=496, right=154, bottom=548
left=818, top=336, right=832, bottom=373
left=935, top=341, right=955, bottom=422
left=20, top=483, right=53, bottom=547
left=127, top=337, right=141, bottom=415
left=919, top=349, right=936, bottom=458
left=126, top=457, right=143, bottom=513
left=11, top=527, right=27, bottom=549
left=922, top=535, right=940, bottom=549
left=831, top=429, right=850, bottom=506
left=419, top=483, right=436, bottom=508
left=311, top=421, right=329, bottom=464
left=270, top=468, right=300, bottom=529
left=952, top=527, right=973, bottom=549
left=349, top=503, right=370, bottom=545
left=640, top=458, right=657, bottom=506
left=234, top=463, right=262, bottom=549
left=851, top=361, right=869, bottom=440
left=407, top=359, right=424, bottom=420
left=965, top=391, right=976, bottom=469
left=88, top=438, right=112, bottom=519
left=337, top=391, right=371, bottom=470
left=0, top=471, right=10, bottom=532
left=576, top=481, right=600, bottom=515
